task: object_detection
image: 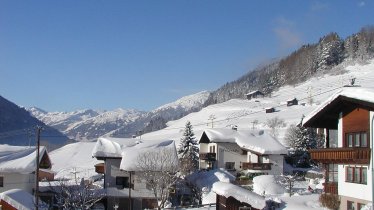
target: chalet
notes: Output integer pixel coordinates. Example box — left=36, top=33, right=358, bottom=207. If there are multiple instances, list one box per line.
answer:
left=265, top=107, right=275, bottom=113
left=287, top=98, right=298, bottom=106
left=213, top=182, right=266, bottom=210
left=246, top=90, right=264, bottom=100
left=0, top=145, right=52, bottom=194
left=303, top=88, right=374, bottom=210
left=198, top=128, right=287, bottom=176
left=92, top=137, right=178, bottom=210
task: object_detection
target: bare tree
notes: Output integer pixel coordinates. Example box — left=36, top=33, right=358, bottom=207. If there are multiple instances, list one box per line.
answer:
left=266, top=117, right=286, bottom=138
left=49, top=177, right=105, bottom=209
left=136, top=147, right=179, bottom=210
left=277, top=173, right=301, bottom=197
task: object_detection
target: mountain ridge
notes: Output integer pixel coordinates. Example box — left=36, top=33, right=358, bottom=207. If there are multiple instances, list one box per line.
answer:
left=0, top=95, right=68, bottom=148
left=27, top=26, right=374, bottom=141
left=28, top=91, right=211, bottom=140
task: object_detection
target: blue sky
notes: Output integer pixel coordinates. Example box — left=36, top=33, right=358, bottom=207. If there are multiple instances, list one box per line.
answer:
left=0, top=1, right=372, bottom=112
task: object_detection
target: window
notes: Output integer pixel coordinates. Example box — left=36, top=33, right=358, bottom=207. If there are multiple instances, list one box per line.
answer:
left=116, top=176, right=129, bottom=189
left=347, top=167, right=353, bottom=182
left=328, top=129, right=338, bottom=148
left=225, top=162, right=235, bottom=170
left=209, top=145, right=216, bottom=153
left=358, top=203, right=365, bottom=210
left=346, top=132, right=368, bottom=147
left=347, top=201, right=355, bottom=210
left=327, top=164, right=338, bottom=183
left=0, top=177, right=3, bottom=187
left=346, top=167, right=367, bottom=184
left=361, top=133, right=368, bottom=147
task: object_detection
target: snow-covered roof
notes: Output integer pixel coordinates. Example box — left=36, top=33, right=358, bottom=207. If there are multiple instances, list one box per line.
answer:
left=92, top=137, right=178, bottom=172
left=212, top=182, right=266, bottom=209
left=92, top=137, right=140, bottom=158
left=0, top=189, right=45, bottom=210
left=201, top=128, right=287, bottom=154
left=0, top=145, right=49, bottom=174
left=246, top=90, right=263, bottom=96
left=50, top=141, right=100, bottom=179
left=120, top=139, right=178, bottom=171
left=303, top=88, right=374, bottom=128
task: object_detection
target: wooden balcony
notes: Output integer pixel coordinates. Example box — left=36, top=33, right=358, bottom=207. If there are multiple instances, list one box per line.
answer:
left=323, top=182, right=338, bottom=194
left=95, top=163, right=105, bottom=174
left=309, top=148, right=371, bottom=164
left=199, top=153, right=216, bottom=161
left=241, top=162, right=272, bottom=170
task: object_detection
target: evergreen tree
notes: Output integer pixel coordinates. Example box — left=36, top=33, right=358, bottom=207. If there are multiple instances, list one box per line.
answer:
left=285, top=117, right=324, bottom=167
left=178, top=121, right=199, bottom=175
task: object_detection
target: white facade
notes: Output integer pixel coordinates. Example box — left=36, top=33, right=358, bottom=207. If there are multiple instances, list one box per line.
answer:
left=0, top=173, right=35, bottom=194
left=216, top=143, right=246, bottom=171
left=199, top=141, right=285, bottom=175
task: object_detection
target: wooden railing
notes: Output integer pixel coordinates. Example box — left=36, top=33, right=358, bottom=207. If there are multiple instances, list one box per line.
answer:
left=323, top=182, right=338, bottom=194
left=95, top=163, right=105, bottom=174
left=309, top=148, right=371, bottom=164
left=199, top=153, right=216, bottom=161
left=241, top=162, right=272, bottom=170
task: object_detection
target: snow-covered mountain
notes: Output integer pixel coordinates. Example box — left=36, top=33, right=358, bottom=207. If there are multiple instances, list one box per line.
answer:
left=28, top=107, right=101, bottom=131
left=142, top=59, right=374, bottom=146
left=28, top=91, right=210, bottom=141
left=0, top=96, right=68, bottom=147
left=152, top=91, right=210, bottom=118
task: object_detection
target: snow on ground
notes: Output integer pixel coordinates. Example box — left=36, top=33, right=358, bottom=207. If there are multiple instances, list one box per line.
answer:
left=251, top=175, right=327, bottom=210
left=142, top=59, right=374, bottom=146
left=253, top=175, right=285, bottom=195
left=279, top=194, right=326, bottom=210
left=48, top=141, right=100, bottom=179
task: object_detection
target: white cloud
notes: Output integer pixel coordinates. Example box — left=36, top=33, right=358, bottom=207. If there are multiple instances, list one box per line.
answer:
left=274, top=28, right=302, bottom=50
left=273, top=17, right=302, bottom=51
left=358, top=1, right=366, bottom=7
left=275, top=16, right=294, bottom=28
left=310, top=1, right=329, bottom=12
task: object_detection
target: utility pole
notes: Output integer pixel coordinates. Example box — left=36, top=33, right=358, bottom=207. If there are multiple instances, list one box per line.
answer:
left=129, top=171, right=132, bottom=210
left=251, top=120, right=258, bottom=129
left=35, top=126, right=42, bottom=210
left=208, top=115, right=216, bottom=128
left=137, top=130, right=143, bottom=140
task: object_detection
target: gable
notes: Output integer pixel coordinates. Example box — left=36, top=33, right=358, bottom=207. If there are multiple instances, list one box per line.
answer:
left=199, top=132, right=211, bottom=144
left=39, top=151, right=52, bottom=169
left=304, top=95, right=374, bottom=129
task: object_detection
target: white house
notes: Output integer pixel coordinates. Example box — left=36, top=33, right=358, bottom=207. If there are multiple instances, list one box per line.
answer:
left=0, top=145, right=52, bottom=194
left=303, top=88, right=374, bottom=210
left=92, top=137, right=178, bottom=210
left=198, top=128, right=287, bottom=176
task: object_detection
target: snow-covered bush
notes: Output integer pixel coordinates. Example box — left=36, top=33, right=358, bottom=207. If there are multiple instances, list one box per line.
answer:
left=253, top=175, right=285, bottom=195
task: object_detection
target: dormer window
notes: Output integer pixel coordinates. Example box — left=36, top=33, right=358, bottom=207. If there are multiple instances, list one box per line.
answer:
left=345, top=132, right=368, bottom=148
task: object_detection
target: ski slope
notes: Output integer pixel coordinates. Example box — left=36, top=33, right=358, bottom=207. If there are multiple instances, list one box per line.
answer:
left=142, top=59, right=374, bottom=146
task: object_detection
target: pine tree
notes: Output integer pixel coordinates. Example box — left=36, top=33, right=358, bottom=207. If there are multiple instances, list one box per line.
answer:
left=178, top=121, right=199, bottom=175
left=285, top=117, right=324, bottom=167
